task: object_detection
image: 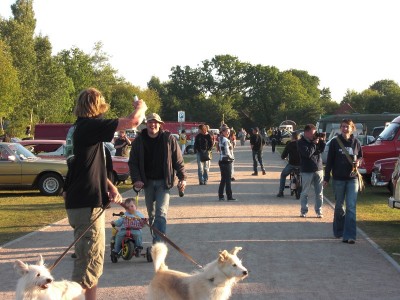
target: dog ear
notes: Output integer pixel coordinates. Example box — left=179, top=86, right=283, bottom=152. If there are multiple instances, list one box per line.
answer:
left=14, top=260, right=29, bottom=275
left=218, top=250, right=229, bottom=262
left=229, top=247, right=242, bottom=256
left=37, top=255, right=44, bottom=266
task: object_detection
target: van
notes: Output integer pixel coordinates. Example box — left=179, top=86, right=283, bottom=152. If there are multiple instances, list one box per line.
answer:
left=359, top=116, right=400, bottom=175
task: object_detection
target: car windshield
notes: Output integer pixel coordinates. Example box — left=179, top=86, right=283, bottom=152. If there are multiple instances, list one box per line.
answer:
left=377, top=123, right=399, bottom=141
left=8, top=143, right=38, bottom=160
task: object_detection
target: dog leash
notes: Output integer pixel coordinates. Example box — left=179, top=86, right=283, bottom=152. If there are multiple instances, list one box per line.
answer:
left=48, top=202, right=111, bottom=272
left=144, top=221, right=203, bottom=269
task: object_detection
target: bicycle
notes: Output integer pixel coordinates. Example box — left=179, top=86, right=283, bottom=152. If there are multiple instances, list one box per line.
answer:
left=285, top=167, right=302, bottom=199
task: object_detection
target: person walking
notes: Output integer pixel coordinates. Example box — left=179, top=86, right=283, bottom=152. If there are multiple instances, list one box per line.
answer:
left=277, top=132, right=301, bottom=197
left=238, top=128, right=247, bottom=146
left=113, top=130, right=131, bottom=157
left=218, top=124, right=236, bottom=201
left=63, top=87, right=147, bottom=300
left=128, top=113, right=187, bottom=244
left=297, top=124, right=326, bottom=218
left=323, top=119, right=362, bottom=244
left=250, top=127, right=266, bottom=176
left=194, top=124, right=213, bottom=185
left=179, top=129, right=187, bottom=154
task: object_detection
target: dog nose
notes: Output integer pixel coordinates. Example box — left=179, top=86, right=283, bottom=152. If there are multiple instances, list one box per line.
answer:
left=46, top=278, right=52, bottom=283
left=243, top=270, right=248, bottom=276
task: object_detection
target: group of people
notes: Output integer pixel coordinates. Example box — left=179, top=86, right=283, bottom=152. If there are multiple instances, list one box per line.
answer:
left=277, top=120, right=362, bottom=245
left=62, top=87, right=361, bottom=299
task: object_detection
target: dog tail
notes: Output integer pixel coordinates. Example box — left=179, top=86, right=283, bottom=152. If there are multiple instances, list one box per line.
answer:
left=151, top=242, right=168, bottom=272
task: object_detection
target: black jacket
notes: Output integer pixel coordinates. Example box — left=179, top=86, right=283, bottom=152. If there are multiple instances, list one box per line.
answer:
left=324, top=135, right=362, bottom=182
left=281, top=140, right=300, bottom=166
left=297, top=136, right=325, bottom=172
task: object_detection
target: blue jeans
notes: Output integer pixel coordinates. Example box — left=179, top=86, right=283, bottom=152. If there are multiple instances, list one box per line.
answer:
left=196, top=153, right=210, bottom=183
left=252, top=150, right=265, bottom=173
left=299, top=171, right=324, bottom=215
left=114, top=229, right=142, bottom=253
left=332, top=179, right=358, bottom=240
left=279, top=164, right=298, bottom=193
left=218, top=161, right=233, bottom=199
left=144, top=179, right=170, bottom=243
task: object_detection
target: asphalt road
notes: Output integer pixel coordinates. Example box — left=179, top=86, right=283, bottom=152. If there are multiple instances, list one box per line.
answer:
left=1, top=144, right=400, bottom=299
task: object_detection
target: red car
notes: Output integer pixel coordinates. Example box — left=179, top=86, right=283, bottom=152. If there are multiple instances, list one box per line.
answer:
left=371, top=157, right=398, bottom=194
left=19, top=140, right=129, bottom=184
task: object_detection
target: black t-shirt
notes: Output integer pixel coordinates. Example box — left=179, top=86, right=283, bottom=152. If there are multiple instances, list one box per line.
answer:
left=141, top=130, right=164, bottom=180
left=65, top=117, right=118, bottom=209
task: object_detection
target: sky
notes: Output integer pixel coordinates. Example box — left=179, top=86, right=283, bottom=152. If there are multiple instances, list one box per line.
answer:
left=1, top=0, right=399, bottom=102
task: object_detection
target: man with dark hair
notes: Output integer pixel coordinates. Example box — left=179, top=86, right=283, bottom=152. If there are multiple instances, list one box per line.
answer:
left=297, top=124, right=326, bottom=218
left=277, top=132, right=301, bottom=197
left=250, top=127, right=266, bottom=176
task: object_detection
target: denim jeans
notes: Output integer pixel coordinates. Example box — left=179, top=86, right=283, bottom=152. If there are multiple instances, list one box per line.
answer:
left=114, top=230, right=142, bottom=253
left=279, top=164, right=298, bottom=194
left=299, top=170, right=324, bottom=215
left=332, top=179, right=358, bottom=240
left=218, top=161, right=233, bottom=199
left=144, top=179, right=170, bottom=243
left=196, top=153, right=210, bottom=183
left=252, top=150, right=265, bottom=173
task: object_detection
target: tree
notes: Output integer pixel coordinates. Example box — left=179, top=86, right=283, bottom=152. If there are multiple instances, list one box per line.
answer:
left=0, top=40, right=21, bottom=133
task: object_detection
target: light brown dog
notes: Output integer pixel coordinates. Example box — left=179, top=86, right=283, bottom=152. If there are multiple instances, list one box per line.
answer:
left=147, top=243, right=248, bottom=300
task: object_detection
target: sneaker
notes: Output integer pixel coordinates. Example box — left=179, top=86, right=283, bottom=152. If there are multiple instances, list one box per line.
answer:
left=343, top=239, right=356, bottom=244
left=251, top=172, right=258, bottom=176
left=300, top=213, right=306, bottom=218
left=316, top=214, right=323, bottom=218
left=218, top=197, right=225, bottom=201
left=203, top=181, right=207, bottom=185
left=276, top=192, right=284, bottom=198
left=231, top=177, right=236, bottom=181
left=199, top=181, right=204, bottom=185
left=262, top=170, right=266, bottom=175
left=227, top=198, right=238, bottom=201
left=135, top=247, right=142, bottom=257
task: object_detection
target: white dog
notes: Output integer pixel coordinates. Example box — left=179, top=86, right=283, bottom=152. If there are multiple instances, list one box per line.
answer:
left=14, top=255, right=84, bottom=300
left=147, top=243, right=248, bottom=300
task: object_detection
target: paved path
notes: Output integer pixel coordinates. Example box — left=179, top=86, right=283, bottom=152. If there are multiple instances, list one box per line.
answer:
left=1, top=144, right=400, bottom=299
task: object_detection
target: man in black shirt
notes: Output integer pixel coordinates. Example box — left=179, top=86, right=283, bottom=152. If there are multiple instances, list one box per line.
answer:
left=114, top=130, right=131, bottom=157
left=277, top=132, right=301, bottom=197
left=250, top=127, right=266, bottom=175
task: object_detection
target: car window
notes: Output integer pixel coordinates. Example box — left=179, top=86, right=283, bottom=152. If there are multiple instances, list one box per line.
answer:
left=377, top=123, right=399, bottom=141
left=8, top=143, right=37, bottom=160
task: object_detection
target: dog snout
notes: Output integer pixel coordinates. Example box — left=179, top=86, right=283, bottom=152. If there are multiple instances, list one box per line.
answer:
left=46, top=278, right=52, bottom=283
left=242, top=270, right=248, bottom=276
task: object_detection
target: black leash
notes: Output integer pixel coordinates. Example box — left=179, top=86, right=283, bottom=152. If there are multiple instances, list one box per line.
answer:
left=144, top=221, right=203, bottom=269
left=49, top=202, right=110, bottom=272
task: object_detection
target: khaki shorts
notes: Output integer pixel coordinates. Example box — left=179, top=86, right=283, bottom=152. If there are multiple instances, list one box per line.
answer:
left=67, top=207, right=105, bottom=288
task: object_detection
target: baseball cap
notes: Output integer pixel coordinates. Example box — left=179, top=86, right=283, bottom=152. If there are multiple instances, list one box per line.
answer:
left=146, top=113, right=164, bottom=124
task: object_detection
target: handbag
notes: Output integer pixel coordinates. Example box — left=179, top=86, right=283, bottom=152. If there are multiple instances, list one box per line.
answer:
left=199, top=150, right=211, bottom=162
left=335, top=137, right=365, bottom=192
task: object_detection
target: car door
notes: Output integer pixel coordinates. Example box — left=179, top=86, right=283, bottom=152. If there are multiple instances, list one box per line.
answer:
left=0, top=145, right=22, bottom=184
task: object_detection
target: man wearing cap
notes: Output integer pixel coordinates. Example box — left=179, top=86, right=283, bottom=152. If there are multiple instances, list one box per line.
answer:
left=250, top=127, right=266, bottom=176
left=128, top=113, right=187, bottom=243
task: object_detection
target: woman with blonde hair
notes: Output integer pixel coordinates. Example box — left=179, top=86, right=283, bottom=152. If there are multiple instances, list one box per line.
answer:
left=64, top=87, right=147, bottom=299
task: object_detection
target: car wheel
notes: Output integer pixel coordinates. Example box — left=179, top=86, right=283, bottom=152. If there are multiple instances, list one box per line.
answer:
left=38, top=173, right=63, bottom=196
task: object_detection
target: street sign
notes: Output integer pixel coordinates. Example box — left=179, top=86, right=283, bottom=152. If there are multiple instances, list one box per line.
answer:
left=178, top=111, right=185, bottom=122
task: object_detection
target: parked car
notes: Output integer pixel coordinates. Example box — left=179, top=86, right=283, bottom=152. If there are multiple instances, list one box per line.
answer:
left=0, top=142, right=68, bottom=196
left=19, top=139, right=66, bottom=154
left=359, top=116, right=400, bottom=176
left=22, top=140, right=128, bottom=184
left=322, top=134, right=375, bottom=164
left=371, top=157, right=397, bottom=193
left=388, top=155, right=400, bottom=209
